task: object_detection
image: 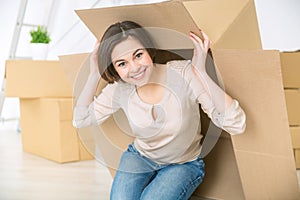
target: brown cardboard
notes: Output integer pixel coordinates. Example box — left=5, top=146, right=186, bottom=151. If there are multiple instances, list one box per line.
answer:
left=196, top=49, right=299, bottom=199
left=295, top=149, right=300, bottom=169
left=183, top=0, right=261, bottom=49
left=280, top=51, right=300, bottom=88
left=61, top=49, right=300, bottom=199
left=285, top=89, right=300, bottom=126
left=291, top=127, right=300, bottom=149
left=5, top=60, right=72, bottom=98
left=78, top=140, right=94, bottom=160
left=5, top=59, right=93, bottom=162
left=58, top=53, right=90, bottom=88
left=20, top=98, right=80, bottom=163
left=75, top=0, right=261, bottom=49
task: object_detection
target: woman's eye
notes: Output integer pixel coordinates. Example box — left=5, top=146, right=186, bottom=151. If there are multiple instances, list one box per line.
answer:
left=118, top=62, right=126, bottom=67
left=136, top=52, right=143, bottom=59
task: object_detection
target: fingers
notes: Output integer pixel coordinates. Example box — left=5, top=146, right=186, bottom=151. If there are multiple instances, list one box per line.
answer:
left=94, top=40, right=100, bottom=49
left=189, top=30, right=211, bottom=50
left=92, top=40, right=101, bottom=55
left=200, top=30, right=211, bottom=50
left=190, top=31, right=204, bottom=49
left=91, top=40, right=100, bottom=62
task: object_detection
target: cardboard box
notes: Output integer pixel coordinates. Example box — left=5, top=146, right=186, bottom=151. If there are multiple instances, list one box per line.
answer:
left=291, top=127, right=300, bottom=149
left=280, top=51, right=300, bottom=88
left=5, top=60, right=72, bottom=98
left=20, top=98, right=80, bottom=163
left=76, top=0, right=261, bottom=49
left=204, top=49, right=299, bottom=199
left=61, top=49, right=300, bottom=199
left=285, top=89, right=300, bottom=126
left=59, top=0, right=300, bottom=199
left=5, top=59, right=94, bottom=162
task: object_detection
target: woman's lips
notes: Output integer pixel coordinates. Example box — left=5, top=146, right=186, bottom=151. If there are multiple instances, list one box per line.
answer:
left=130, top=68, right=146, bottom=80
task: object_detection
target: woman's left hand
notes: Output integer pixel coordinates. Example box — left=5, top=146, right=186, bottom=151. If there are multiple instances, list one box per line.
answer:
left=190, top=30, right=211, bottom=74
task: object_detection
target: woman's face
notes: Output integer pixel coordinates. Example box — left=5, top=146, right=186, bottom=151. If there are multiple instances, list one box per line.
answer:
left=111, top=36, right=154, bottom=86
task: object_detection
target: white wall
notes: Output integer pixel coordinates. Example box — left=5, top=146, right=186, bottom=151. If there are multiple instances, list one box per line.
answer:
left=0, top=0, right=21, bottom=123
left=0, top=0, right=300, bottom=126
left=255, top=0, right=300, bottom=51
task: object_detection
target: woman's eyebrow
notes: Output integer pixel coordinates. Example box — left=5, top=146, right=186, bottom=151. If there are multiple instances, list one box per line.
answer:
left=113, top=48, right=144, bottom=64
left=132, top=48, right=144, bottom=56
left=113, top=58, right=125, bottom=65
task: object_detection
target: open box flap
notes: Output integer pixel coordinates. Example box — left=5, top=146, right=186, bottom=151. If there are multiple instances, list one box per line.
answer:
left=75, top=0, right=261, bottom=49
left=209, top=49, right=300, bottom=199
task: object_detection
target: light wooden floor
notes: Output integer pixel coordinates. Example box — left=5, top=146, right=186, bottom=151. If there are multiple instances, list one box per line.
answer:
left=0, top=124, right=113, bottom=200
left=0, top=123, right=299, bottom=200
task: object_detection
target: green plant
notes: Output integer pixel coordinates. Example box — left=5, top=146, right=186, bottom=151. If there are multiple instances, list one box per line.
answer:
left=30, top=26, right=51, bottom=44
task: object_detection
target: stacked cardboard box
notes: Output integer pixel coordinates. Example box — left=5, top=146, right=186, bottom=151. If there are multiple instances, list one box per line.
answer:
left=5, top=60, right=93, bottom=163
left=63, top=0, right=300, bottom=199
left=281, top=51, right=300, bottom=169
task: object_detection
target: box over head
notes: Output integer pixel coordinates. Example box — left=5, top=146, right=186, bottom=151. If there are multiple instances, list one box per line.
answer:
left=75, top=0, right=261, bottom=50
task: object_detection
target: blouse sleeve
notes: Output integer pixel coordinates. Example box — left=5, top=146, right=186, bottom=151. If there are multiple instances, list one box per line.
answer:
left=73, top=83, right=121, bottom=128
left=179, top=60, right=246, bottom=135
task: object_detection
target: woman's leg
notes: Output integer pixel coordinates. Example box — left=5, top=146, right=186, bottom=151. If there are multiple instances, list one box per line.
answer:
left=140, top=157, right=205, bottom=200
left=110, top=144, right=156, bottom=200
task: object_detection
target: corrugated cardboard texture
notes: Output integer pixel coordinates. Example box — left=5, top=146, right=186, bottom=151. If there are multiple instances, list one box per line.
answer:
left=76, top=0, right=261, bottom=50
left=285, top=89, right=300, bottom=126
left=280, top=51, right=300, bottom=88
left=212, top=49, right=300, bottom=199
left=291, top=127, right=300, bottom=149
left=5, top=60, right=72, bottom=98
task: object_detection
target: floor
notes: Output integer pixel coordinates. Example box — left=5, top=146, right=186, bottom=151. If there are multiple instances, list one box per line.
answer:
left=0, top=121, right=299, bottom=200
left=0, top=122, right=113, bottom=200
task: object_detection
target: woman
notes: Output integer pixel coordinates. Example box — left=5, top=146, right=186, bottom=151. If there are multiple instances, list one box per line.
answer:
left=73, top=21, right=246, bottom=200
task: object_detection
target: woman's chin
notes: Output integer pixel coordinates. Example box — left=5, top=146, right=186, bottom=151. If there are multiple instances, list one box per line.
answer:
left=134, top=80, right=148, bottom=87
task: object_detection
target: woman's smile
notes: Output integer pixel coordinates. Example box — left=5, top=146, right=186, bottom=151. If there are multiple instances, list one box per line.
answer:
left=129, top=67, right=147, bottom=79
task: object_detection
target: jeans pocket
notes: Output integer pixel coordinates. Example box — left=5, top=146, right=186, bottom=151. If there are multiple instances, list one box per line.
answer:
left=127, top=143, right=138, bottom=153
left=196, top=157, right=205, bottom=169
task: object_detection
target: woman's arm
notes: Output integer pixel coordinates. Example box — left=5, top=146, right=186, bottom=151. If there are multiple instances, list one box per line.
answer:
left=73, top=41, right=101, bottom=128
left=73, top=41, right=121, bottom=128
left=190, top=31, right=232, bottom=113
left=189, top=31, right=245, bottom=134
left=76, top=41, right=101, bottom=106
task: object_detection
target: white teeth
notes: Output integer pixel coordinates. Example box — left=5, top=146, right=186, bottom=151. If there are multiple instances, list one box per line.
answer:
left=132, top=70, right=144, bottom=79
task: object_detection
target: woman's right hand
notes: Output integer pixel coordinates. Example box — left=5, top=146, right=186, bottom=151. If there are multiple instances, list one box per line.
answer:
left=89, top=40, right=101, bottom=77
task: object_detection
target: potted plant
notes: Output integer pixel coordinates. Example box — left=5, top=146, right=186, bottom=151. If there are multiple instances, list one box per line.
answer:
left=30, top=26, right=51, bottom=60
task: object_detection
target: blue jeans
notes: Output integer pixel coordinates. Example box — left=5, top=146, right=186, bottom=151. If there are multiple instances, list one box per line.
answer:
left=110, top=144, right=205, bottom=200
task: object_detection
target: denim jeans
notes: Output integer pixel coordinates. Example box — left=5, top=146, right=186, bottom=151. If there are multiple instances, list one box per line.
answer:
left=110, top=143, right=205, bottom=200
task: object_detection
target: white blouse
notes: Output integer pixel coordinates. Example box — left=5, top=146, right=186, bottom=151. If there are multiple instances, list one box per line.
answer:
left=73, top=60, right=246, bottom=164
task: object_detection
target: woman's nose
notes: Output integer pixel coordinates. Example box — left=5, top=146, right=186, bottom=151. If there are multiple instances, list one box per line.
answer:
left=128, top=61, right=140, bottom=73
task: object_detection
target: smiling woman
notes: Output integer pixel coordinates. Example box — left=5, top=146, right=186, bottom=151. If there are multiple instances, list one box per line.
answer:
left=72, top=20, right=246, bottom=200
